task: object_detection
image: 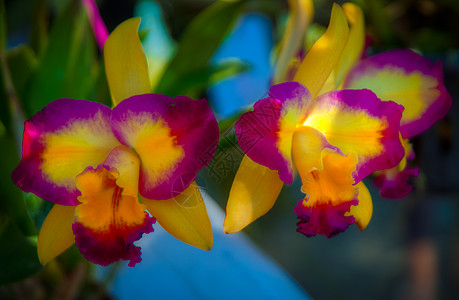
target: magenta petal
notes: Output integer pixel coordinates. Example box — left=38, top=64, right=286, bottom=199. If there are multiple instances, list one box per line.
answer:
left=73, top=213, right=155, bottom=267
left=235, top=82, right=311, bottom=184
left=268, top=81, right=310, bottom=110
left=343, top=49, right=452, bottom=138
left=293, top=199, right=358, bottom=238
left=374, top=166, right=419, bottom=199
left=111, top=93, right=219, bottom=199
left=11, top=99, right=118, bottom=206
left=308, top=89, right=405, bottom=183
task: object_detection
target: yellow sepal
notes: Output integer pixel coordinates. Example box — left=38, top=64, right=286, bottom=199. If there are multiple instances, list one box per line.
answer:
left=142, top=181, right=213, bottom=251
left=223, top=155, right=284, bottom=234
left=104, top=18, right=151, bottom=107
left=347, top=181, right=373, bottom=230
left=334, top=3, right=365, bottom=88
left=293, top=3, right=349, bottom=98
left=37, top=204, right=76, bottom=265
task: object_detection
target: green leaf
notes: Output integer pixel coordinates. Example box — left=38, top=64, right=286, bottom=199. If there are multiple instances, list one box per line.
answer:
left=217, top=108, right=248, bottom=135
left=29, top=0, right=49, bottom=55
left=0, top=0, right=6, bottom=51
left=23, top=193, right=53, bottom=231
left=0, top=120, right=45, bottom=286
left=155, top=0, right=246, bottom=97
left=362, top=0, right=397, bottom=46
left=90, top=63, right=111, bottom=107
left=209, top=58, right=250, bottom=83
left=0, top=128, right=36, bottom=236
left=7, top=45, right=38, bottom=106
left=0, top=60, right=10, bottom=134
left=24, top=0, right=98, bottom=116
left=171, top=59, right=250, bottom=98
left=0, top=216, right=42, bottom=285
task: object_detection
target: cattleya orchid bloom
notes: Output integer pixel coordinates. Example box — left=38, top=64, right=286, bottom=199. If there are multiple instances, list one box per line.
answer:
left=224, top=2, right=451, bottom=237
left=12, top=18, right=218, bottom=266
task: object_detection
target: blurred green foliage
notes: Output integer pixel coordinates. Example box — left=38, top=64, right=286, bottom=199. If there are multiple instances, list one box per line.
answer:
left=24, top=0, right=100, bottom=116
left=154, top=0, right=246, bottom=97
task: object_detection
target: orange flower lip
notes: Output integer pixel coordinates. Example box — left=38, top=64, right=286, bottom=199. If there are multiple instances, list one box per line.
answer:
left=74, top=163, right=155, bottom=267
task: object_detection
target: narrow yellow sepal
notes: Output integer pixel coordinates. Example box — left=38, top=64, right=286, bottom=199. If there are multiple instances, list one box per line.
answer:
left=293, top=3, right=349, bottom=98
left=223, top=155, right=284, bottom=234
left=334, top=3, right=365, bottom=88
left=37, top=204, right=76, bottom=265
left=142, top=181, right=213, bottom=251
left=274, top=0, right=314, bottom=83
left=347, top=181, right=373, bottom=231
left=104, top=18, right=151, bottom=107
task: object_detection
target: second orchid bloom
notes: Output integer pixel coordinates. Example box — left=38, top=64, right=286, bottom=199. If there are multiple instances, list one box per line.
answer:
left=224, top=3, right=451, bottom=237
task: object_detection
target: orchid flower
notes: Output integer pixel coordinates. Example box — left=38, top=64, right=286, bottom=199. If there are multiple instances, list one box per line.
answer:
left=224, top=2, right=451, bottom=237
left=12, top=18, right=218, bottom=267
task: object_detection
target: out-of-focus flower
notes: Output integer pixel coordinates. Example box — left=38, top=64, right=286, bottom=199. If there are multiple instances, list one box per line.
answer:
left=373, top=139, right=420, bottom=198
left=12, top=19, right=218, bottom=266
left=224, top=2, right=451, bottom=237
left=342, top=49, right=451, bottom=198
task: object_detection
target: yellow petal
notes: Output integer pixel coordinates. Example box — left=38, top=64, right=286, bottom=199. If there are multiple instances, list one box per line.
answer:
left=273, top=0, right=314, bottom=84
left=334, top=3, right=365, bottom=88
left=223, top=155, right=284, bottom=234
left=37, top=204, right=76, bottom=265
left=104, top=18, right=151, bottom=107
left=142, top=181, right=213, bottom=251
left=347, top=181, right=373, bottom=230
left=293, top=3, right=349, bottom=98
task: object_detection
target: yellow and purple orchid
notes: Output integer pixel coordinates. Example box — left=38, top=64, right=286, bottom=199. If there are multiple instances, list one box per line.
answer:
left=342, top=49, right=451, bottom=198
left=12, top=18, right=218, bottom=266
left=224, top=3, right=451, bottom=237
